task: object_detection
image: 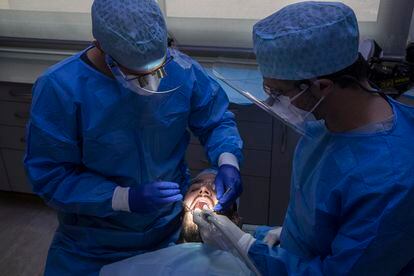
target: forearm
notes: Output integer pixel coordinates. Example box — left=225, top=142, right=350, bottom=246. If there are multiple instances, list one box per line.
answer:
left=26, top=160, right=118, bottom=217
left=195, top=110, right=243, bottom=166
left=248, top=240, right=324, bottom=275
left=25, top=122, right=118, bottom=217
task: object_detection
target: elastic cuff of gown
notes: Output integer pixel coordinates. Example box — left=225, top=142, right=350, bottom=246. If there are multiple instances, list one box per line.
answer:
left=218, top=152, right=239, bottom=170
left=112, top=186, right=130, bottom=212
left=237, top=233, right=256, bottom=256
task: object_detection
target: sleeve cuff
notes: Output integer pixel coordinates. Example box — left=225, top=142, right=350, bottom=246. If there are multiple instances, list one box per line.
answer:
left=218, top=152, right=239, bottom=170
left=238, top=233, right=256, bottom=255
left=112, top=186, right=131, bottom=212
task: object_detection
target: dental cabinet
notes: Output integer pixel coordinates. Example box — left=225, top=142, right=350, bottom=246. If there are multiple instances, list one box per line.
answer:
left=0, top=82, right=32, bottom=193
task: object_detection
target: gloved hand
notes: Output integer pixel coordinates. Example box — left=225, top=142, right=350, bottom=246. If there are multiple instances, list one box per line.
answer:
left=128, top=181, right=183, bottom=213
left=193, top=209, right=255, bottom=256
left=263, top=227, right=283, bottom=247
left=213, top=164, right=242, bottom=212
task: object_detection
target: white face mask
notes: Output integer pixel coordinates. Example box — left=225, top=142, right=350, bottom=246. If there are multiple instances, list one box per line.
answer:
left=210, top=64, right=324, bottom=137
left=267, top=86, right=324, bottom=136
left=269, top=95, right=304, bottom=125
left=105, top=54, right=179, bottom=96
left=129, top=73, right=161, bottom=92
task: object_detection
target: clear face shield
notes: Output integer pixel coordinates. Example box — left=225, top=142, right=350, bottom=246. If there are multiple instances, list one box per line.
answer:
left=212, top=61, right=323, bottom=136
left=105, top=54, right=181, bottom=96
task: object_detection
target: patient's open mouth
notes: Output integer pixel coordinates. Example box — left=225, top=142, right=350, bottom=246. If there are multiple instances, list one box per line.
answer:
left=191, top=196, right=214, bottom=210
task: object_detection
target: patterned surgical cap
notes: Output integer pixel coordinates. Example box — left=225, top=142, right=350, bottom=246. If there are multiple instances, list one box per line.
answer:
left=92, top=0, right=167, bottom=71
left=253, top=1, right=359, bottom=80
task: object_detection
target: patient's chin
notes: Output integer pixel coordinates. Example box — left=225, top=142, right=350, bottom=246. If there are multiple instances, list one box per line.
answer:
left=180, top=211, right=203, bottom=243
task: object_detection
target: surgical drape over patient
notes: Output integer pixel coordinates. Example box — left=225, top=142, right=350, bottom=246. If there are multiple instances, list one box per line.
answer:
left=253, top=1, right=360, bottom=80
left=100, top=243, right=254, bottom=276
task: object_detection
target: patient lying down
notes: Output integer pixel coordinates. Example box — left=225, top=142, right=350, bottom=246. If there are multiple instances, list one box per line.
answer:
left=99, top=170, right=250, bottom=276
left=179, top=169, right=241, bottom=243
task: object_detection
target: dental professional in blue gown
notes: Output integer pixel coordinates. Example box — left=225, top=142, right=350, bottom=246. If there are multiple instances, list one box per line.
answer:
left=194, top=2, right=414, bottom=275
left=23, top=0, right=243, bottom=274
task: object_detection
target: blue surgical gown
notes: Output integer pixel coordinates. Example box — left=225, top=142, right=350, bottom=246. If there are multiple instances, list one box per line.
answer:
left=248, top=97, right=414, bottom=275
left=24, top=47, right=243, bottom=275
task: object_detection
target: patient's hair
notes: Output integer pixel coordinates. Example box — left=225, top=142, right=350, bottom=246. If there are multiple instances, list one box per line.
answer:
left=177, top=203, right=241, bottom=243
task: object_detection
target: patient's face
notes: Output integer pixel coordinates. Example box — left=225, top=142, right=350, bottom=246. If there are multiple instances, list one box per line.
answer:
left=180, top=172, right=240, bottom=243
left=181, top=173, right=218, bottom=243
left=184, top=173, right=218, bottom=211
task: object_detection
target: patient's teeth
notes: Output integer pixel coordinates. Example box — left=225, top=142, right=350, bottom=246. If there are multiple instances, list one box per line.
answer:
left=195, top=202, right=208, bottom=210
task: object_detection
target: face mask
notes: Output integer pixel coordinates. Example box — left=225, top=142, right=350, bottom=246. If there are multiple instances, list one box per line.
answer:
left=128, top=73, right=161, bottom=93
left=267, top=86, right=324, bottom=136
left=105, top=55, right=178, bottom=96
left=210, top=65, right=324, bottom=137
left=269, top=95, right=304, bottom=125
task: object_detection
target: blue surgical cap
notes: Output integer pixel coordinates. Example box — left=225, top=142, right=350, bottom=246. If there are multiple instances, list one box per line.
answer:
left=253, top=1, right=359, bottom=80
left=92, top=0, right=167, bottom=72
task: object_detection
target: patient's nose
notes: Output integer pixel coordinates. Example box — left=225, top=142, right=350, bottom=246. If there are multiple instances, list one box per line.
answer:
left=198, top=186, right=211, bottom=196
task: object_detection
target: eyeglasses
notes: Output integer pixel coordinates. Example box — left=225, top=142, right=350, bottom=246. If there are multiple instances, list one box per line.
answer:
left=107, top=55, right=174, bottom=82
left=123, top=56, right=174, bottom=81
left=263, top=84, right=283, bottom=104
left=263, top=83, right=309, bottom=104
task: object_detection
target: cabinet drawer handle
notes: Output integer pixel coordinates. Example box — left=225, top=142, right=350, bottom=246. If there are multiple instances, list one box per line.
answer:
left=201, top=159, right=209, bottom=164
left=9, top=89, right=32, bottom=100
left=14, top=111, right=30, bottom=119
left=20, top=137, right=27, bottom=143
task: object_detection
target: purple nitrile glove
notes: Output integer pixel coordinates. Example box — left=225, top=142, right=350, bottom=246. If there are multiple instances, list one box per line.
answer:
left=213, top=164, right=242, bottom=212
left=128, top=181, right=183, bottom=213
